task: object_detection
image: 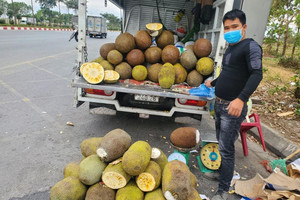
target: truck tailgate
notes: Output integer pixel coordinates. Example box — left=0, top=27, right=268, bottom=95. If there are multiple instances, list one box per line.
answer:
left=72, top=76, right=213, bottom=101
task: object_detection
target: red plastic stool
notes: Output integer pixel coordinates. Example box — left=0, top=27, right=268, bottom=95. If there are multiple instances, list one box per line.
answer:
left=239, top=113, right=267, bottom=156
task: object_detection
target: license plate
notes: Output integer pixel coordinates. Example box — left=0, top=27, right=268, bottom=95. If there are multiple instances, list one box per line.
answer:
left=134, top=94, right=159, bottom=102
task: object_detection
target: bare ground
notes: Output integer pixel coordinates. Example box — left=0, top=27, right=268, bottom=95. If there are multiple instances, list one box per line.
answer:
left=251, top=56, right=300, bottom=144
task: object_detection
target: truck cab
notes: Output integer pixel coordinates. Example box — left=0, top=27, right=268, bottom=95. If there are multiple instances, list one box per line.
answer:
left=72, top=0, right=272, bottom=121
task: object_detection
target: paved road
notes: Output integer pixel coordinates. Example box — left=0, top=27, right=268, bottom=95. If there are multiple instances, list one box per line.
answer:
left=0, top=30, right=274, bottom=200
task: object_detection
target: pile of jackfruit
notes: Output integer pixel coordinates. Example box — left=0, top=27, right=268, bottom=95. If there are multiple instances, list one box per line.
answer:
left=50, top=128, right=202, bottom=200
left=81, top=27, right=214, bottom=89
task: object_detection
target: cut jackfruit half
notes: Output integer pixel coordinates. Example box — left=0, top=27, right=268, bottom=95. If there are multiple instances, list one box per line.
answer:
left=80, top=62, right=104, bottom=84
left=146, top=23, right=163, bottom=37
left=136, top=172, right=156, bottom=192
left=102, top=171, right=128, bottom=189
left=104, top=70, right=120, bottom=83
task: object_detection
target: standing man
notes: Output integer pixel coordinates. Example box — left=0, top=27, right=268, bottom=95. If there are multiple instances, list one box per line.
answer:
left=205, top=9, right=263, bottom=200
left=69, top=25, right=78, bottom=42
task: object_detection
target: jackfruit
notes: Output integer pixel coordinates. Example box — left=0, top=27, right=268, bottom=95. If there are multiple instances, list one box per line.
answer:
left=107, top=50, right=123, bottom=65
left=85, top=183, right=115, bottom=200
left=80, top=137, right=102, bottom=157
left=97, top=129, right=131, bottom=162
left=102, top=162, right=132, bottom=189
left=136, top=161, right=161, bottom=192
left=174, top=63, right=187, bottom=84
left=158, top=63, right=175, bottom=89
left=122, top=141, right=152, bottom=176
left=196, top=57, right=214, bottom=76
left=63, top=162, right=80, bottom=178
left=79, top=154, right=107, bottom=185
left=80, top=62, right=104, bottom=84
left=50, top=176, right=87, bottom=200
left=115, top=62, right=132, bottom=79
left=147, top=63, right=162, bottom=82
left=104, top=70, right=120, bottom=83
left=132, top=65, right=147, bottom=81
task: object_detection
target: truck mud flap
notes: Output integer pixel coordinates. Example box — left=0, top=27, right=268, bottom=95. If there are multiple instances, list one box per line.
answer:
left=74, top=100, right=85, bottom=108
left=73, top=89, right=85, bottom=108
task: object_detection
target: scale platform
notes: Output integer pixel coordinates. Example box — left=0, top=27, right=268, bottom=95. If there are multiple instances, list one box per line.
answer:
left=167, top=131, right=220, bottom=173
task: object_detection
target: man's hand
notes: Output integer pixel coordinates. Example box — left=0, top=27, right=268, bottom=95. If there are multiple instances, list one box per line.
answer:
left=226, top=98, right=244, bottom=117
left=205, top=80, right=212, bottom=88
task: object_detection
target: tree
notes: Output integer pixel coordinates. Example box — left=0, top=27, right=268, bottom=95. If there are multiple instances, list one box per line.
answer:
left=36, top=0, right=56, bottom=9
left=65, top=0, right=77, bottom=26
left=273, top=0, right=300, bottom=56
left=267, top=0, right=287, bottom=55
left=10, top=0, right=17, bottom=25
left=100, top=13, right=121, bottom=31
left=264, top=22, right=280, bottom=53
left=55, top=0, right=65, bottom=26
left=282, top=0, right=299, bottom=56
left=30, top=0, right=35, bottom=24
left=65, top=0, right=77, bottom=13
left=7, top=2, right=31, bottom=24
left=0, top=0, right=8, bottom=16
left=61, top=13, right=72, bottom=26
left=266, top=0, right=300, bottom=56
left=36, top=9, right=46, bottom=24
left=36, top=0, right=56, bottom=25
left=51, top=10, right=62, bottom=25
left=291, top=14, right=300, bottom=59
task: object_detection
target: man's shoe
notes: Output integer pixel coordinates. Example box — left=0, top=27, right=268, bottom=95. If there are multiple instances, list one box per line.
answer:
left=211, top=190, right=229, bottom=200
left=202, top=171, right=220, bottom=180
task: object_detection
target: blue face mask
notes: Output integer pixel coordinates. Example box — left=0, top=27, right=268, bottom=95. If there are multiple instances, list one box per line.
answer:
left=224, top=29, right=243, bottom=44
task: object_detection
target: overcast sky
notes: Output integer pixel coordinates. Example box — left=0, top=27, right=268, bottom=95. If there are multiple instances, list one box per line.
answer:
left=13, top=0, right=121, bottom=17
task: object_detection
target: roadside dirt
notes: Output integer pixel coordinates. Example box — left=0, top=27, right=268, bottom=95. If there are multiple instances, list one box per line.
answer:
left=251, top=57, right=300, bottom=144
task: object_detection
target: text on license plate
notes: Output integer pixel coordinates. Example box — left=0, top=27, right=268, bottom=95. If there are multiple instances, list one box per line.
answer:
left=134, top=94, right=159, bottom=102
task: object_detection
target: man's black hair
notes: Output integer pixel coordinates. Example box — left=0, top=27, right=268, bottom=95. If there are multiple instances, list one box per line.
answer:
left=223, top=9, right=246, bottom=25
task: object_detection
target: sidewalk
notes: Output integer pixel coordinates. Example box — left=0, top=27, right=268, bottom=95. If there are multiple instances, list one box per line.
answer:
left=0, top=26, right=72, bottom=31
left=248, top=122, right=300, bottom=158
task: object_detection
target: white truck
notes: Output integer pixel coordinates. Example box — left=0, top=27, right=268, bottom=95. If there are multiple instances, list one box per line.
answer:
left=87, top=16, right=107, bottom=38
left=20, top=17, right=36, bottom=25
left=73, top=15, right=107, bottom=38
left=72, top=0, right=272, bottom=121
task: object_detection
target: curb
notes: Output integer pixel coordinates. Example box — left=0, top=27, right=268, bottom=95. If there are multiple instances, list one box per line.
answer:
left=0, top=26, right=72, bottom=31
left=248, top=122, right=300, bottom=159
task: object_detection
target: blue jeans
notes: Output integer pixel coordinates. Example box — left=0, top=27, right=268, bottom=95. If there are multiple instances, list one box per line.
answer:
left=214, top=101, right=247, bottom=192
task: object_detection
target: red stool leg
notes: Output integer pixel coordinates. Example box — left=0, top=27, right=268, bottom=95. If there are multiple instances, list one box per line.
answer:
left=240, top=130, right=249, bottom=156
left=257, top=125, right=266, bottom=152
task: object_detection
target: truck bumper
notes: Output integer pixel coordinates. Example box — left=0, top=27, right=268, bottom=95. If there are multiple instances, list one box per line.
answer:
left=77, top=90, right=208, bottom=117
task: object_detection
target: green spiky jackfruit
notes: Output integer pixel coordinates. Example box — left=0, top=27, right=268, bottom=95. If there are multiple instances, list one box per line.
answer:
left=158, top=63, right=175, bottom=89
